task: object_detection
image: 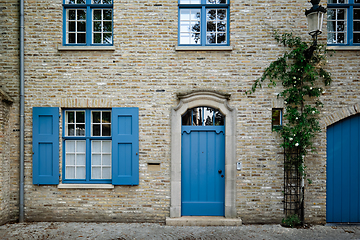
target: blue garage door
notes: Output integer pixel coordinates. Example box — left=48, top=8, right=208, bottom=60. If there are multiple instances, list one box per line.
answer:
left=327, top=113, right=360, bottom=223
left=181, top=107, right=225, bottom=216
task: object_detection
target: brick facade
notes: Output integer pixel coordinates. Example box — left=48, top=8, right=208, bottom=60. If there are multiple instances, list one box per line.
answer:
left=0, top=0, right=359, bottom=224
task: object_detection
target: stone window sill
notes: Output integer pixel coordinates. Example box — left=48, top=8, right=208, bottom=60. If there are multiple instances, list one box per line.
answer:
left=58, top=184, right=114, bottom=189
left=326, top=46, right=360, bottom=51
left=175, top=46, right=233, bottom=51
left=58, top=45, right=115, bottom=51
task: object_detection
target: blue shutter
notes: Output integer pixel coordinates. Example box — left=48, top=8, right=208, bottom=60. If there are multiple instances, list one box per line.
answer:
left=32, top=107, right=59, bottom=185
left=112, top=108, right=139, bottom=185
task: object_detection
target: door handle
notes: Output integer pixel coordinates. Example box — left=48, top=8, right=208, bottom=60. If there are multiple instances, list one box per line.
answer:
left=218, top=170, right=222, bottom=174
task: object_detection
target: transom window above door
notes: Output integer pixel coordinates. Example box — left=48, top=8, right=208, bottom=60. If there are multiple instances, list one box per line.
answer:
left=178, top=0, right=230, bottom=46
left=182, top=107, right=225, bottom=126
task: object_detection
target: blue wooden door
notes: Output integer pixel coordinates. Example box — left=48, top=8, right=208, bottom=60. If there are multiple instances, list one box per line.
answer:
left=181, top=107, right=225, bottom=216
left=327, top=114, right=360, bottom=223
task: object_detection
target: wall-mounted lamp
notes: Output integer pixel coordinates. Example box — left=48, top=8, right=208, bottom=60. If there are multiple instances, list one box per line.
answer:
left=305, top=0, right=327, bottom=59
left=305, top=0, right=327, bottom=46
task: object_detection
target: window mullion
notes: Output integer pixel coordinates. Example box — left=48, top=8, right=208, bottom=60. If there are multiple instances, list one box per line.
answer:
left=86, top=5, right=92, bottom=45
left=201, top=5, right=206, bottom=45
left=86, top=110, right=91, bottom=181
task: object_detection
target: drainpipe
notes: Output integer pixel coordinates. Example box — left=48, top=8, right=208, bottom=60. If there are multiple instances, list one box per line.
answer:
left=19, top=0, right=25, bottom=223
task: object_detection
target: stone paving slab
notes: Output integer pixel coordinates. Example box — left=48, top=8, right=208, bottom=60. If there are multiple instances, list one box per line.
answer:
left=1, top=222, right=360, bottom=240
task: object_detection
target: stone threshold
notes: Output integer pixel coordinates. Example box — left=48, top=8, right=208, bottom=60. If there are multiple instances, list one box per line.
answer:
left=166, top=216, right=242, bottom=226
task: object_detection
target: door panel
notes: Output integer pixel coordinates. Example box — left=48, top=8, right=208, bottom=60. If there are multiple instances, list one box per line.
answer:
left=327, top=114, right=360, bottom=223
left=181, top=127, right=225, bottom=216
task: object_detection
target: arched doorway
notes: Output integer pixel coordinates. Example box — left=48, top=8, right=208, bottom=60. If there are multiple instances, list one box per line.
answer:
left=181, top=106, right=225, bottom=216
left=169, top=91, right=237, bottom=218
left=327, top=113, right=360, bottom=223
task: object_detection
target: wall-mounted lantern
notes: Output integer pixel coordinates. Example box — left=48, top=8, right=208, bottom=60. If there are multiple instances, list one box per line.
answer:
left=305, top=0, right=327, bottom=45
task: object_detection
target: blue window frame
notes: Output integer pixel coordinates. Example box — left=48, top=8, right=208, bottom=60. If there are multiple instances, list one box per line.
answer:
left=178, top=0, right=230, bottom=46
left=327, top=0, right=360, bottom=46
left=63, top=109, right=112, bottom=183
left=62, top=0, right=113, bottom=46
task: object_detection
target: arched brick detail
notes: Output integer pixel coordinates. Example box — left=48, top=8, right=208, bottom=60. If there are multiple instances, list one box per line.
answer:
left=322, top=103, right=360, bottom=128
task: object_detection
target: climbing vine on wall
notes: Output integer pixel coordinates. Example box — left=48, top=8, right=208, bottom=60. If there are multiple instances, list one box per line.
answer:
left=246, top=31, right=332, bottom=182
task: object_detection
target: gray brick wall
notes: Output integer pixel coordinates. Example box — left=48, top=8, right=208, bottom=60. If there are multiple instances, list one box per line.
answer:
left=0, top=0, right=359, bottom=224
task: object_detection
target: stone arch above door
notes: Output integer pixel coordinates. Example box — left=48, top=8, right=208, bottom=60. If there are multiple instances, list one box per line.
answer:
left=322, top=103, right=360, bottom=128
left=169, top=91, right=237, bottom=218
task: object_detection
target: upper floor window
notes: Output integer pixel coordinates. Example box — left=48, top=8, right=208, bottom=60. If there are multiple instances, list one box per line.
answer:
left=63, top=0, right=113, bottom=46
left=327, top=0, right=360, bottom=45
left=178, top=0, right=230, bottom=46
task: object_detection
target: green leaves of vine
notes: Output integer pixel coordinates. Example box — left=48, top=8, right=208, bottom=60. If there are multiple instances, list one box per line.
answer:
left=246, top=31, right=332, bottom=181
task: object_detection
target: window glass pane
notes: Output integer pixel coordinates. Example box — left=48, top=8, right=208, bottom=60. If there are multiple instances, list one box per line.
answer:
left=102, top=124, right=111, bottom=136
left=65, top=167, right=75, bottom=179
left=67, top=111, right=75, bottom=123
left=76, top=111, right=85, bottom=123
left=94, top=33, right=102, bottom=43
left=69, top=22, right=76, bottom=31
left=354, top=33, right=360, bottom=43
left=103, top=33, right=112, bottom=44
left=217, top=33, right=226, bottom=44
left=354, top=9, right=360, bottom=20
left=92, top=154, right=101, bottom=165
left=94, top=10, right=101, bottom=20
left=102, top=112, right=111, bottom=123
left=76, top=167, right=86, bottom=179
left=93, top=124, right=100, bottom=136
left=91, top=140, right=112, bottom=179
left=92, top=167, right=101, bottom=179
left=272, top=109, right=282, bottom=126
left=67, top=124, right=75, bottom=136
left=92, top=141, right=101, bottom=152
left=355, top=0, right=360, bottom=3
left=182, top=109, right=192, bottom=126
left=77, top=33, right=86, bottom=43
left=77, top=124, right=85, bottom=136
left=68, top=10, right=76, bottom=20
left=204, top=107, right=214, bottom=126
left=94, top=21, right=101, bottom=31
left=66, top=154, right=75, bottom=165
left=77, top=0, right=85, bottom=4
left=77, top=154, right=86, bottom=165
left=180, top=9, right=201, bottom=45
left=103, top=0, right=112, bottom=3
left=327, top=0, right=346, bottom=3
left=214, top=110, right=224, bottom=126
left=103, top=10, right=112, bottom=20
left=337, top=32, right=345, bottom=43
left=77, top=10, right=86, bottom=20
left=77, top=140, right=86, bottom=152
left=180, top=0, right=201, bottom=3
left=68, top=33, right=76, bottom=43
left=103, top=22, right=112, bottom=32
left=207, top=0, right=227, bottom=3
left=77, top=21, right=86, bottom=32
left=103, top=141, right=111, bottom=152
left=103, top=155, right=111, bottom=165
left=337, top=9, right=345, bottom=20
left=192, top=107, right=202, bottom=126
left=102, top=167, right=111, bottom=179
left=207, top=33, right=216, bottom=44
left=92, top=111, right=101, bottom=123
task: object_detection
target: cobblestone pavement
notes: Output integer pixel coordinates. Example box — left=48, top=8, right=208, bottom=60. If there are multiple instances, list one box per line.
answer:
left=1, top=222, right=360, bottom=240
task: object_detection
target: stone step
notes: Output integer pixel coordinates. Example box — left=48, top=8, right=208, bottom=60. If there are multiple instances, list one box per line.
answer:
left=166, top=216, right=242, bottom=226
